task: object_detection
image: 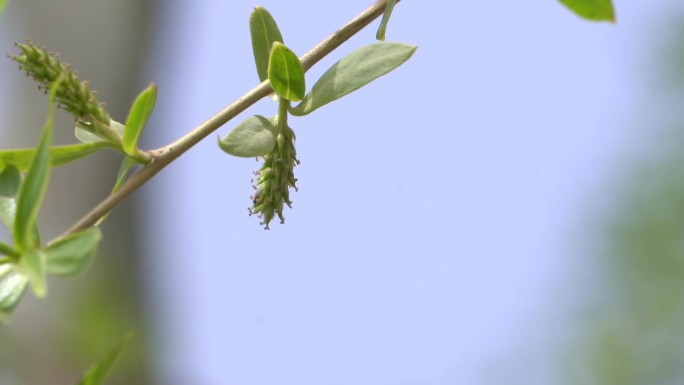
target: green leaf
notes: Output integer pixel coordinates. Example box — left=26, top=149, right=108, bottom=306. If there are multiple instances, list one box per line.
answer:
left=45, top=227, right=102, bottom=276
left=376, top=0, right=397, bottom=41
left=291, top=42, right=416, bottom=116
left=250, top=6, right=284, bottom=82
left=123, top=84, right=157, bottom=156
left=268, top=42, right=306, bottom=102
left=218, top=115, right=277, bottom=158
left=0, top=164, right=20, bottom=197
left=0, top=264, right=28, bottom=324
left=18, top=249, right=46, bottom=298
left=559, top=0, right=615, bottom=22
left=76, top=332, right=133, bottom=385
left=0, top=142, right=111, bottom=172
left=14, top=79, right=59, bottom=251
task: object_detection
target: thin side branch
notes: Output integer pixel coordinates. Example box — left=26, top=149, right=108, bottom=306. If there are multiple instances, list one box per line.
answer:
left=59, top=0, right=398, bottom=239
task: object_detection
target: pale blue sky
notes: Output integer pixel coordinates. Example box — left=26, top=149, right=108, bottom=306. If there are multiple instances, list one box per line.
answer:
left=139, top=1, right=680, bottom=384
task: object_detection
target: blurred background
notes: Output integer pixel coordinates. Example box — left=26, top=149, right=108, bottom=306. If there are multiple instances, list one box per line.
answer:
left=1, top=0, right=684, bottom=384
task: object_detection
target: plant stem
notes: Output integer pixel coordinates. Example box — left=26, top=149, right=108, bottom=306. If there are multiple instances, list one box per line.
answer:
left=277, top=97, right=289, bottom=132
left=0, top=241, right=20, bottom=260
left=58, top=0, right=399, bottom=239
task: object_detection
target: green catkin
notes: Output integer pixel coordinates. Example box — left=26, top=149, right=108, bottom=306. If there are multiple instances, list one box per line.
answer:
left=11, top=41, right=111, bottom=129
left=249, top=124, right=298, bottom=229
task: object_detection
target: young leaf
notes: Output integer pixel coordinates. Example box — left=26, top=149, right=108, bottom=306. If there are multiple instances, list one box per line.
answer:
left=0, top=164, right=20, bottom=197
left=376, top=0, right=397, bottom=41
left=0, top=265, right=28, bottom=324
left=0, top=142, right=111, bottom=172
left=250, top=6, right=284, bottom=82
left=218, top=115, right=276, bottom=158
left=559, top=0, right=615, bottom=22
left=123, top=83, right=157, bottom=157
left=76, top=332, right=133, bottom=385
left=291, top=42, right=416, bottom=116
left=18, top=249, right=47, bottom=298
left=14, top=79, right=59, bottom=251
left=75, top=120, right=125, bottom=144
left=268, top=42, right=305, bottom=102
left=45, top=227, right=102, bottom=276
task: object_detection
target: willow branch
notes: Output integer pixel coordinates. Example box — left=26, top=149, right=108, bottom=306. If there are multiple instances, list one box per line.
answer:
left=59, top=0, right=399, bottom=238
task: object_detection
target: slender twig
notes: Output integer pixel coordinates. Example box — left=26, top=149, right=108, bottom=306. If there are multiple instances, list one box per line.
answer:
left=59, top=0, right=398, bottom=239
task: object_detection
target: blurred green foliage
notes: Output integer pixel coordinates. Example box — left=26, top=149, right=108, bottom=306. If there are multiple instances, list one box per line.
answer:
left=564, top=14, right=684, bottom=385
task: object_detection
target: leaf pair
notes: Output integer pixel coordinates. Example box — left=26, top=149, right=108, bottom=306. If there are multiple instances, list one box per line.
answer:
left=250, top=6, right=305, bottom=102
left=18, top=227, right=102, bottom=300
left=220, top=7, right=416, bottom=160
left=0, top=226, right=102, bottom=319
left=269, top=41, right=417, bottom=116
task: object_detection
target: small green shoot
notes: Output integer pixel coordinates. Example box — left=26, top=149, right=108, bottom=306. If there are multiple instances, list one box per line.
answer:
left=122, top=83, right=157, bottom=160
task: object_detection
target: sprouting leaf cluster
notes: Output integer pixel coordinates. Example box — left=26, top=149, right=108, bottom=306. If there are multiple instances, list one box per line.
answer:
left=219, top=6, right=416, bottom=228
left=10, top=42, right=156, bottom=164
left=0, top=80, right=102, bottom=323
left=1, top=45, right=161, bottom=325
